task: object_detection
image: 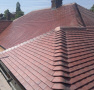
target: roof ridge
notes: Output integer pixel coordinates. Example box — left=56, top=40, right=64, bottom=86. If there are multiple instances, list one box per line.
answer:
left=52, top=27, right=71, bottom=90
left=14, top=3, right=77, bottom=22
left=63, top=3, right=76, bottom=6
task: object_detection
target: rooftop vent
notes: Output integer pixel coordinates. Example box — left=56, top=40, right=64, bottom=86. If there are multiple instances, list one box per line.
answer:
left=51, top=0, right=62, bottom=9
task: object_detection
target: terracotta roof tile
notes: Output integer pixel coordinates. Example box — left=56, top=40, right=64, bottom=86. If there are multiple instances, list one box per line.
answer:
left=0, top=21, right=12, bottom=34
left=77, top=4, right=94, bottom=26
left=52, top=83, right=65, bottom=90
left=0, top=27, right=94, bottom=89
left=0, top=27, right=70, bottom=90
left=0, top=2, right=94, bottom=90
left=0, top=3, right=88, bottom=49
left=65, top=28, right=94, bottom=90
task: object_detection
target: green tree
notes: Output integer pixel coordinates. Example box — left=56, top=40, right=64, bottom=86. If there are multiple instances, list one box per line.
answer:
left=0, top=2, right=24, bottom=21
left=90, top=4, right=94, bottom=12
left=16, top=2, right=21, bottom=12
left=10, top=12, right=16, bottom=20
left=15, top=11, right=24, bottom=19
left=0, top=13, right=3, bottom=17
left=4, top=9, right=11, bottom=20
left=0, top=13, right=4, bottom=20
left=15, top=2, right=24, bottom=18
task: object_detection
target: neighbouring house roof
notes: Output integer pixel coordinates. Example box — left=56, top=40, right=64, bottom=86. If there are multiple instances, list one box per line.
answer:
left=0, top=21, right=12, bottom=34
left=1, top=3, right=94, bottom=49
left=0, top=3, right=94, bottom=90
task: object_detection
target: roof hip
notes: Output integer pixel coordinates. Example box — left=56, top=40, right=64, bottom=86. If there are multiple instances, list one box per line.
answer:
left=73, top=3, right=86, bottom=27
left=52, top=27, right=71, bottom=90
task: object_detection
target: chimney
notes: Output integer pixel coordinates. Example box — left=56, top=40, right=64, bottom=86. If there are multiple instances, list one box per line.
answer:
left=51, top=0, right=62, bottom=9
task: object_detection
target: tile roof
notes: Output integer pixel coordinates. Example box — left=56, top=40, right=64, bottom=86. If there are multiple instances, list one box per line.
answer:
left=77, top=4, right=94, bottom=26
left=0, top=26, right=94, bottom=90
left=0, top=21, right=12, bottom=34
left=0, top=3, right=94, bottom=90
left=0, top=3, right=91, bottom=49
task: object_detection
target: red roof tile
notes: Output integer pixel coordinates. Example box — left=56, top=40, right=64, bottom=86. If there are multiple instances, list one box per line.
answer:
left=0, top=28, right=69, bottom=90
left=0, top=21, right=12, bottom=34
left=0, top=3, right=89, bottom=49
left=65, top=27, right=94, bottom=90
left=77, top=4, right=94, bottom=26
left=0, top=2, right=94, bottom=90
left=0, top=26, right=94, bottom=90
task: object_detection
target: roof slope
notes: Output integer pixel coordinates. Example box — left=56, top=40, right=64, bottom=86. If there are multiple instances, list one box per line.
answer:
left=77, top=4, right=94, bottom=26
left=0, top=3, right=87, bottom=49
left=0, top=27, right=94, bottom=90
left=0, top=21, right=12, bottom=34
left=66, top=27, right=94, bottom=90
left=0, top=29, right=68, bottom=90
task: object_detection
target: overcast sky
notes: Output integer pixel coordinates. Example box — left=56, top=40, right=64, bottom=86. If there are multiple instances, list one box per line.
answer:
left=0, top=0, right=94, bottom=14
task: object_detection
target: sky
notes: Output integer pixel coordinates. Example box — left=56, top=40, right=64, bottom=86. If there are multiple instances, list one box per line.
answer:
left=0, top=0, right=94, bottom=14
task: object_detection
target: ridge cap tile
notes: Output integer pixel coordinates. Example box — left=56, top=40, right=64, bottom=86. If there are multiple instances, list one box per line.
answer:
left=52, top=83, right=65, bottom=90
left=52, top=77, right=70, bottom=84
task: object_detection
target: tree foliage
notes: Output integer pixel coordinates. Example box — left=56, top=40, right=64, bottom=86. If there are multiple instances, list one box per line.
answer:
left=4, top=9, right=11, bottom=20
left=16, top=2, right=21, bottom=12
left=90, top=4, right=94, bottom=12
left=0, top=2, right=24, bottom=21
left=0, top=13, right=4, bottom=20
left=15, top=2, right=24, bottom=18
left=15, top=11, right=24, bottom=19
left=0, top=13, right=3, bottom=17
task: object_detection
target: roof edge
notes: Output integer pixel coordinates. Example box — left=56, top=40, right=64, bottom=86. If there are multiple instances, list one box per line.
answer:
left=0, top=26, right=86, bottom=54
left=55, top=26, right=86, bottom=30
left=61, top=26, right=86, bottom=30
left=14, top=3, right=78, bottom=22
